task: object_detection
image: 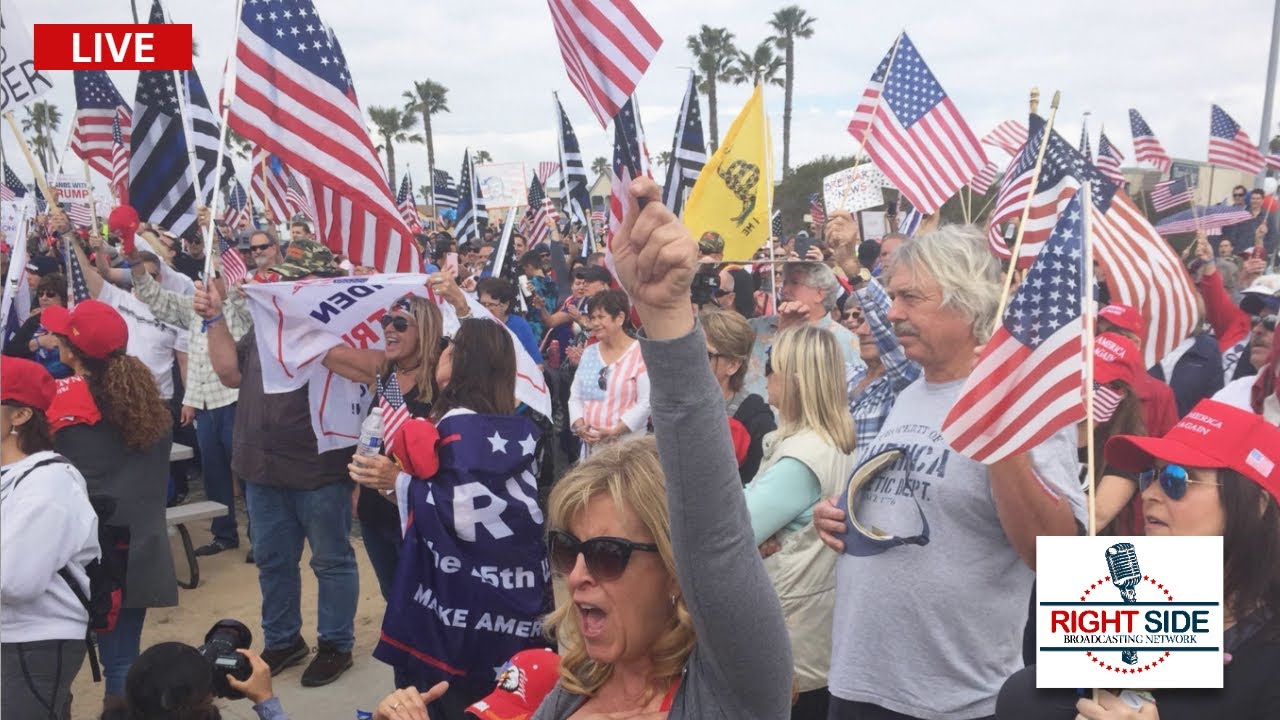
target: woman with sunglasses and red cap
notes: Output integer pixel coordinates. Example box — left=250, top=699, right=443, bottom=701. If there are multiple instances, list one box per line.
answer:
left=39, top=299, right=176, bottom=702
left=322, top=277, right=455, bottom=604
left=997, top=399, right=1280, bottom=719
left=2, top=273, right=73, bottom=379
left=1, top=357, right=100, bottom=719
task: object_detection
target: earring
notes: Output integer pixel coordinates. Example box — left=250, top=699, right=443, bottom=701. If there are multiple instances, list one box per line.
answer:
left=670, top=594, right=677, bottom=607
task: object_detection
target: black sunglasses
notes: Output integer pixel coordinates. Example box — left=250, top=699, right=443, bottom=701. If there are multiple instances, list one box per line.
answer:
left=1138, top=464, right=1219, bottom=501
left=249, top=243, right=273, bottom=253
left=547, top=529, right=659, bottom=581
left=379, top=314, right=410, bottom=332
left=38, top=289, right=61, bottom=298
left=597, top=365, right=610, bottom=391
left=1254, top=314, right=1277, bottom=332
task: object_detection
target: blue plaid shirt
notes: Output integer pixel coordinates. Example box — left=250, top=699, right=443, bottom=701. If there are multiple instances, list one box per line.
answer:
left=846, top=278, right=921, bottom=451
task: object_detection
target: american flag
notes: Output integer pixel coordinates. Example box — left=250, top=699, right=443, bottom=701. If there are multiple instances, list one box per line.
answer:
left=432, top=169, right=457, bottom=211
left=591, top=208, right=606, bottom=225
left=217, top=229, right=248, bottom=285
left=455, top=150, right=485, bottom=242
left=536, top=161, right=560, bottom=185
left=556, top=95, right=595, bottom=228
left=378, top=372, right=411, bottom=455
left=1208, top=104, right=1266, bottom=174
left=982, top=120, right=1029, bottom=157
left=897, top=201, right=922, bottom=237
left=1129, top=108, right=1171, bottom=172
left=284, top=171, right=315, bottom=221
left=1153, top=203, right=1253, bottom=236
left=65, top=201, right=93, bottom=228
left=661, top=71, right=707, bottom=218
left=608, top=99, right=650, bottom=247
left=130, top=2, right=234, bottom=238
left=847, top=32, right=985, bottom=214
left=989, top=114, right=1198, bottom=366
left=1150, top=177, right=1194, bottom=212
left=1092, top=382, right=1124, bottom=424
left=1095, top=130, right=1125, bottom=187
left=1079, top=122, right=1092, bottom=162
left=250, top=144, right=294, bottom=223
left=940, top=193, right=1087, bottom=463
left=2, top=162, right=27, bottom=202
left=1268, top=154, right=1280, bottom=171
left=226, top=0, right=418, bottom=272
left=397, top=171, right=421, bottom=233
left=223, top=179, right=251, bottom=229
left=771, top=209, right=782, bottom=238
left=809, top=193, right=826, bottom=224
left=66, top=240, right=92, bottom=308
left=70, top=70, right=132, bottom=181
left=968, top=159, right=1000, bottom=194
left=546, top=0, right=662, bottom=128
left=109, top=108, right=130, bottom=203
left=522, top=174, right=556, bottom=246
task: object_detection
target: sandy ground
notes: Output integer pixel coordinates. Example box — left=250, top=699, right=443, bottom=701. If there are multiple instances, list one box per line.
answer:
left=70, top=501, right=396, bottom=719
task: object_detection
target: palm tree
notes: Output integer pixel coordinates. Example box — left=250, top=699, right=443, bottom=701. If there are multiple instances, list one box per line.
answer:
left=474, top=150, right=493, bottom=164
left=770, top=5, right=816, bottom=176
left=591, top=156, right=609, bottom=177
left=368, top=105, right=423, bottom=190
left=687, top=26, right=737, bottom=153
left=402, top=79, right=450, bottom=198
left=654, top=151, right=672, bottom=174
left=21, top=101, right=62, bottom=173
left=727, top=41, right=785, bottom=90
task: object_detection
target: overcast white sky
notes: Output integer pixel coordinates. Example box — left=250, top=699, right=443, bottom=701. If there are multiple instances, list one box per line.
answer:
left=5, top=0, right=1279, bottom=187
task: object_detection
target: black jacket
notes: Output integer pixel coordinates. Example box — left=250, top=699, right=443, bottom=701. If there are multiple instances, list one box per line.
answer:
left=733, top=393, right=776, bottom=485
left=1149, top=333, right=1224, bottom=417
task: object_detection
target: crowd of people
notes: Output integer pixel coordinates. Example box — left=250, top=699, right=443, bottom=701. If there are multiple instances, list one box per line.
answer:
left=0, top=168, right=1278, bottom=720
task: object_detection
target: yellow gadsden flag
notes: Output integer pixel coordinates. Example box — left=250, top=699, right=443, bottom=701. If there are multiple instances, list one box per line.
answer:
left=682, top=84, right=772, bottom=262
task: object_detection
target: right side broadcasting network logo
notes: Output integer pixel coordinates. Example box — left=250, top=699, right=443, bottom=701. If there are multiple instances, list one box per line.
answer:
left=1036, top=536, right=1223, bottom=688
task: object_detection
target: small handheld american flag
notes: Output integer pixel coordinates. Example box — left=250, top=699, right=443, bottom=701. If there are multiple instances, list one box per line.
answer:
left=1208, top=105, right=1266, bottom=174
left=1128, top=109, right=1171, bottom=172
left=378, top=372, right=411, bottom=455
left=217, top=229, right=248, bottom=286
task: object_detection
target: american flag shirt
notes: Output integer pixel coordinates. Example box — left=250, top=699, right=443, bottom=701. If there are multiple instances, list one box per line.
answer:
left=568, top=341, right=650, bottom=455
left=845, top=277, right=922, bottom=448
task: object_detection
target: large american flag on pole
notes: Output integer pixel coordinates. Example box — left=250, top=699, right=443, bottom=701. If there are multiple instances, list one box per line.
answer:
left=109, top=108, right=130, bottom=203
left=847, top=32, right=986, bottom=214
left=70, top=70, right=132, bottom=180
left=546, top=0, right=662, bottom=128
left=227, top=0, right=417, bottom=271
left=1208, top=104, right=1266, bottom=174
left=1095, top=130, right=1125, bottom=187
left=941, top=193, right=1087, bottom=463
left=608, top=98, right=650, bottom=246
left=987, top=113, right=1084, bottom=264
left=661, top=71, right=707, bottom=219
left=1128, top=108, right=1171, bottom=172
left=250, top=144, right=294, bottom=223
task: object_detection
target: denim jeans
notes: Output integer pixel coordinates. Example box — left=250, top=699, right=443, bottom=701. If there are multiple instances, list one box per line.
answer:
left=96, top=606, right=147, bottom=699
left=359, top=516, right=401, bottom=603
left=245, top=481, right=358, bottom=652
left=196, top=404, right=238, bottom=545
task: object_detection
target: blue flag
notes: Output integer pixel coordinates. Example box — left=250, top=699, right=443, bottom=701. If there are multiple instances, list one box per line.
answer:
left=374, top=412, right=549, bottom=697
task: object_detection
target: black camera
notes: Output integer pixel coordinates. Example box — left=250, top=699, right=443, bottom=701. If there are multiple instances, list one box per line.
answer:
left=690, top=267, right=721, bottom=307
left=197, top=619, right=253, bottom=699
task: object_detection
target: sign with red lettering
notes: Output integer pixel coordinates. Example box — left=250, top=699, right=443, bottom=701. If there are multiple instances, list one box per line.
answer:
left=0, top=0, right=55, bottom=113
left=1036, top=536, right=1223, bottom=688
left=33, top=24, right=192, bottom=70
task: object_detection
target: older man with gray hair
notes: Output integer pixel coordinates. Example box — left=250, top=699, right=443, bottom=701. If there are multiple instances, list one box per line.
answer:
left=742, top=261, right=865, bottom=398
left=814, top=226, right=1084, bottom=720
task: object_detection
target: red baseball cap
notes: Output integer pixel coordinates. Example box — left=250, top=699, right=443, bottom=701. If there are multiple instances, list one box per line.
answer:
left=1093, top=332, right=1142, bottom=386
left=40, top=300, right=128, bottom=360
left=1106, top=399, right=1280, bottom=502
left=1, top=357, right=57, bottom=411
left=465, top=648, right=560, bottom=720
left=1098, top=304, right=1144, bottom=337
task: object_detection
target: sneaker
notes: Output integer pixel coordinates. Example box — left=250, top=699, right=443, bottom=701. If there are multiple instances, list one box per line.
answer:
left=300, top=641, right=353, bottom=687
left=193, top=539, right=238, bottom=557
left=260, top=636, right=309, bottom=675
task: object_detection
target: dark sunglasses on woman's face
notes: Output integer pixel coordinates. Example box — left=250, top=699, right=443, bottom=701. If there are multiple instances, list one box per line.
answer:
left=1138, top=464, right=1220, bottom=501
left=379, top=314, right=410, bottom=332
left=547, top=529, right=659, bottom=581
left=38, top=290, right=60, bottom=298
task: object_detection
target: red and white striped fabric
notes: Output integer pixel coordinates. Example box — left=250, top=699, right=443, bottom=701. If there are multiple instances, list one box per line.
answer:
left=1092, top=383, right=1124, bottom=423
left=546, top=0, right=662, bottom=128
left=573, top=341, right=649, bottom=454
left=968, top=159, right=1000, bottom=194
left=285, top=172, right=315, bottom=221
left=66, top=202, right=93, bottom=228
left=1268, top=154, right=1280, bottom=171
left=1209, top=105, right=1266, bottom=174
left=591, top=209, right=606, bottom=225
left=1095, top=131, right=1126, bottom=187
left=537, top=161, right=560, bottom=185
left=70, top=71, right=133, bottom=181
left=250, top=144, right=293, bottom=223
left=109, top=107, right=130, bottom=203
left=227, top=1, right=418, bottom=272
left=982, top=120, right=1028, bottom=156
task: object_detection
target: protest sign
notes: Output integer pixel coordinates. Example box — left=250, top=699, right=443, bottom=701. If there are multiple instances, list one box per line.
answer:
left=0, top=0, right=55, bottom=114
left=474, top=162, right=529, bottom=209
left=823, top=163, right=893, bottom=214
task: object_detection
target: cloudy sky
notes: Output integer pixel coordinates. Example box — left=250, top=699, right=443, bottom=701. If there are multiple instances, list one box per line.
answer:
left=5, top=0, right=1278, bottom=188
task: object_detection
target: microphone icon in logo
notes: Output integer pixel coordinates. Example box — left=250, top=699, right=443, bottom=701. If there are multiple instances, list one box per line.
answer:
left=1105, top=542, right=1141, bottom=665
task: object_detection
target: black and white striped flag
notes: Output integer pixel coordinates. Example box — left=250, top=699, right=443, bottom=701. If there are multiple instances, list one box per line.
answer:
left=661, top=71, right=707, bottom=218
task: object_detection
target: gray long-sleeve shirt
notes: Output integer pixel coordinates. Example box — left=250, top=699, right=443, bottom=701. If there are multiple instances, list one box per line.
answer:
left=532, top=324, right=792, bottom=719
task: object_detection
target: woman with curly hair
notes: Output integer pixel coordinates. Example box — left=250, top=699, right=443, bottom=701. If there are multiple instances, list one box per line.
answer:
left=41, top=299, right=175, bottom=702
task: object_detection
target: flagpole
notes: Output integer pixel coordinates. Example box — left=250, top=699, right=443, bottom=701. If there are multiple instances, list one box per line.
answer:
left=196, top=0, right=245, bottom=280
left=1081, top=164, right=1101, bottom=712
left=994, top=88, right=1061, bottom=327
left=51, top=122, right=77, bottom=188
left=852, top=31, right=906, bottom=162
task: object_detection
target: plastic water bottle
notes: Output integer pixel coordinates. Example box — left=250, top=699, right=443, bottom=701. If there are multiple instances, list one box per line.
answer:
left=356, top=406, right=384, bottom=458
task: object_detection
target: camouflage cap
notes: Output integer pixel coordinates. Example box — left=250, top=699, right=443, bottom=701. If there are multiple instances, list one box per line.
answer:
left=698, top=231, right=725, bottom=255
left=271, top=239, right=343, bottom=279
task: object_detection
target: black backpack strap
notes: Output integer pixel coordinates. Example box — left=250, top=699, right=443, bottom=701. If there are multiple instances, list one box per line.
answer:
left=7, top=456, right=71, bottom=491
left=56, top=567, right=101, bottom=683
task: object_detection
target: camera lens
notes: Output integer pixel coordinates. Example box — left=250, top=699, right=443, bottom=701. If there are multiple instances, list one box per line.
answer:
left=198, top=619, right=253, bottom=699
